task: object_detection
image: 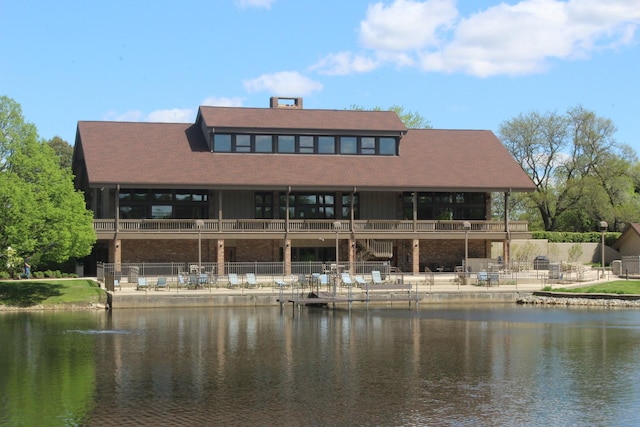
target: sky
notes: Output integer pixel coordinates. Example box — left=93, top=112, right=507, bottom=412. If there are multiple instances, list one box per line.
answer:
left=2, top=0, right=640, bottom=153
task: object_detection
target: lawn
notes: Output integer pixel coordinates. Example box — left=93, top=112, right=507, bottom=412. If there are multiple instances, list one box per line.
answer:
left=0, top=279, right=106, bottom=308
left=554, top=280, right=640, bottom=295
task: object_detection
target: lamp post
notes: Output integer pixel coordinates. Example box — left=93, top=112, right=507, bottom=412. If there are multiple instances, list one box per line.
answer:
left=333, top=221, right=341, bottom=296
left=599, top=221, right=608, bottom=279
left=196, top=219, right=205, bottom=273
left=463, top=221, right=471, bottom=284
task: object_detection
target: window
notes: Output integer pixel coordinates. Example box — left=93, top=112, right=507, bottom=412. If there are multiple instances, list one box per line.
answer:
left=299, top=136, right=314, bottom=153
left=403, top=192, right=486, bottom=220
left=379, top=137, right=396, bottom=155
left=361, top=137, right=375, bottom=155
left=317, top=136, right=335, bottom=154
left=255, top=135, right=273, bottom=152
left=235, top=135, right=251, bottom=152
left=213, top=134, right=231, bottom=152
left=277, top=135, right=295, bottom=153
left=255, top=192, right=274, bottom=218
left=209, top=132, right=398, bottom=156
left=340, top=136, right=357, bottom=154
left=277, top=192, right=359, bottom=220
left=117, top=189, right=209, bottom=220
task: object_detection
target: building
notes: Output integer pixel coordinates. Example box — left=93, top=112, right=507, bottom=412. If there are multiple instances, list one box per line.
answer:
left=72, top=97, right=536, bottom=276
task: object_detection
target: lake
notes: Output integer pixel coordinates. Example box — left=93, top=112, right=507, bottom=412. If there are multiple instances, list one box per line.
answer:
left=2, top=304, right=640, bottom=426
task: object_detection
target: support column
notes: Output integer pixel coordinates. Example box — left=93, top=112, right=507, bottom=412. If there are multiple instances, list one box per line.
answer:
left=284, top=239, right=292, bottom=276
left=412, top=239, right=420, bottom=274
left=111, top=239, right=122, bottom=271
left=349, top=237, right=356, bottom=274
left=217, top=239, right=225, bottom=276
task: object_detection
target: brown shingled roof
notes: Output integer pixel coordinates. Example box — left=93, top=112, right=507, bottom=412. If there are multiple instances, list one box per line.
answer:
left=75, top=120, right=535, bottom=192
left=197, top=106, right=407, bottom=133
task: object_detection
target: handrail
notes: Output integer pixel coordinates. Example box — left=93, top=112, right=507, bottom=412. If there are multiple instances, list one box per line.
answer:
left=93, top=219, right=529, bottom=233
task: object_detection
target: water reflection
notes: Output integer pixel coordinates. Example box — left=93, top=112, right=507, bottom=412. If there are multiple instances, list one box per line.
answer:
left=2, top=306, right=640, bottom=426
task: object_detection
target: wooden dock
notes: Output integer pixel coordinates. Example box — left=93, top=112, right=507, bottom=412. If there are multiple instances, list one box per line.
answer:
left=278, top=290, right=421, bottom=310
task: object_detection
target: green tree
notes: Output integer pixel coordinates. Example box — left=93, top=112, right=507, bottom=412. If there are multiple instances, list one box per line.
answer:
left=46, top=136, right=73, bottom=169
left=0, top=96, right=95, bottom=269
left=499, top=106, right=634, bottom=231
left=349, top=104, right=432, bottom=129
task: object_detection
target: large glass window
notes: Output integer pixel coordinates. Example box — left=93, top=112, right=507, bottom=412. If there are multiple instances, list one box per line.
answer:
left=403, top=192, right=486, bottom=220
left=255, top=192, right=274, bottom=218
left=276, top=192, right=358, bottom=219
left=118, top=189, right=209, bottom=219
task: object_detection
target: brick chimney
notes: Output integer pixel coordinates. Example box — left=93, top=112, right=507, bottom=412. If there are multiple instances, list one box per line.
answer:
left=270, top=97, right=303, bottom=109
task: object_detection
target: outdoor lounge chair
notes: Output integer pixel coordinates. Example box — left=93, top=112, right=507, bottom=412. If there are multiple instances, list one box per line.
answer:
left=371, top=270, right=384, bottom=285
left=136, top=277, right=149, bottom=291
left=355, top=275, right=367, bottom=287
left=189, top=274, right=199, bottom=289
left=228, top=273, right=240, bottom=288
left=341, top=272, right=354, bottom=287
left=476, top=271, right=488, bottom=286
left=177, top=274, right=188, bottom=289
left=319, top=274, right=329, bottom=290
left=155, top=277, right=169, bottom=291
left=245, top=273, right=259, bottom=288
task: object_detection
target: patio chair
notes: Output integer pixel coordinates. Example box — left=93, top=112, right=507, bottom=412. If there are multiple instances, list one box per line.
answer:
left=189, top=274, right=199, bottom=289
left=198, top=273, right=209, bottom=288
left=355, top=275, right=367, bottom=287
left=228, top=273, right=240, bottom=288
left=477, top=271, right=488, bottom=286
left=245, top=273, right=259, bottom=288
left=371, top=270, right=384, bottom=285
left=113, top=279, right=121, bottom=291
left=297, top=274, right=309, bottom=289
left=136, top=277, right=149, bottom=291
left=340, top=272, right=354, bottom=287
left=319, top=274, right=329, bottom=290
left=274, top=278, right=287, bottom=288
left=155, top=277, right=169, bottom=291
left=177, top=274, right=188, bottom=289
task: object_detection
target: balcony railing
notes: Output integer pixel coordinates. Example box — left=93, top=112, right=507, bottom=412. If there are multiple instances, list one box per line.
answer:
left=94, top=219, right=528, bottom=234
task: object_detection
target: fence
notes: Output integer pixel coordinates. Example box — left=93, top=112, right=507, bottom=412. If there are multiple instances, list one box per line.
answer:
left=97, top=261, right=392, bottom=284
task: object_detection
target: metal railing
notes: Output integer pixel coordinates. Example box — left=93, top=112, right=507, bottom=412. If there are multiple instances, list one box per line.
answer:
left=97, top=261, right=392, bottom=283
left=94, top=219, right=528, bottom=233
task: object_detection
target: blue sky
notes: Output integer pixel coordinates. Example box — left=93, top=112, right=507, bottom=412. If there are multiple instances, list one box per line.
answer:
left=2, top=0, right=639, bottom=153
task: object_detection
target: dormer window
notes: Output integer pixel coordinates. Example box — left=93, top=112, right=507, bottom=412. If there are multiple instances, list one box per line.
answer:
left=210, top=133, right=398, bottom=156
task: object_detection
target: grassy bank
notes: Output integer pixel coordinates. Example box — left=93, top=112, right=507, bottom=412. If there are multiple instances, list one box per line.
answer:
left=552, top=281, right=640, bottom=295
left=0, top=279, right=106, bottom=308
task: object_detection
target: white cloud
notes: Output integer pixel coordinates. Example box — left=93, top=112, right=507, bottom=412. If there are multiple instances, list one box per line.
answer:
left=359, top=0, right=458, bottom=51
left=243, top=71, right=323, bottom=96
left=103, top=110, right=145, bottom=122
left=201, top=96, right=244, bottom=107
left=236, top=0, right=275, bottom=9
left=312, top=0, right=640, bottom=77
left=310, top=51, right=381, bottom=76
left=147, top=108, right=194, bottom=123
left=421, top=0, right=640, bottom=76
